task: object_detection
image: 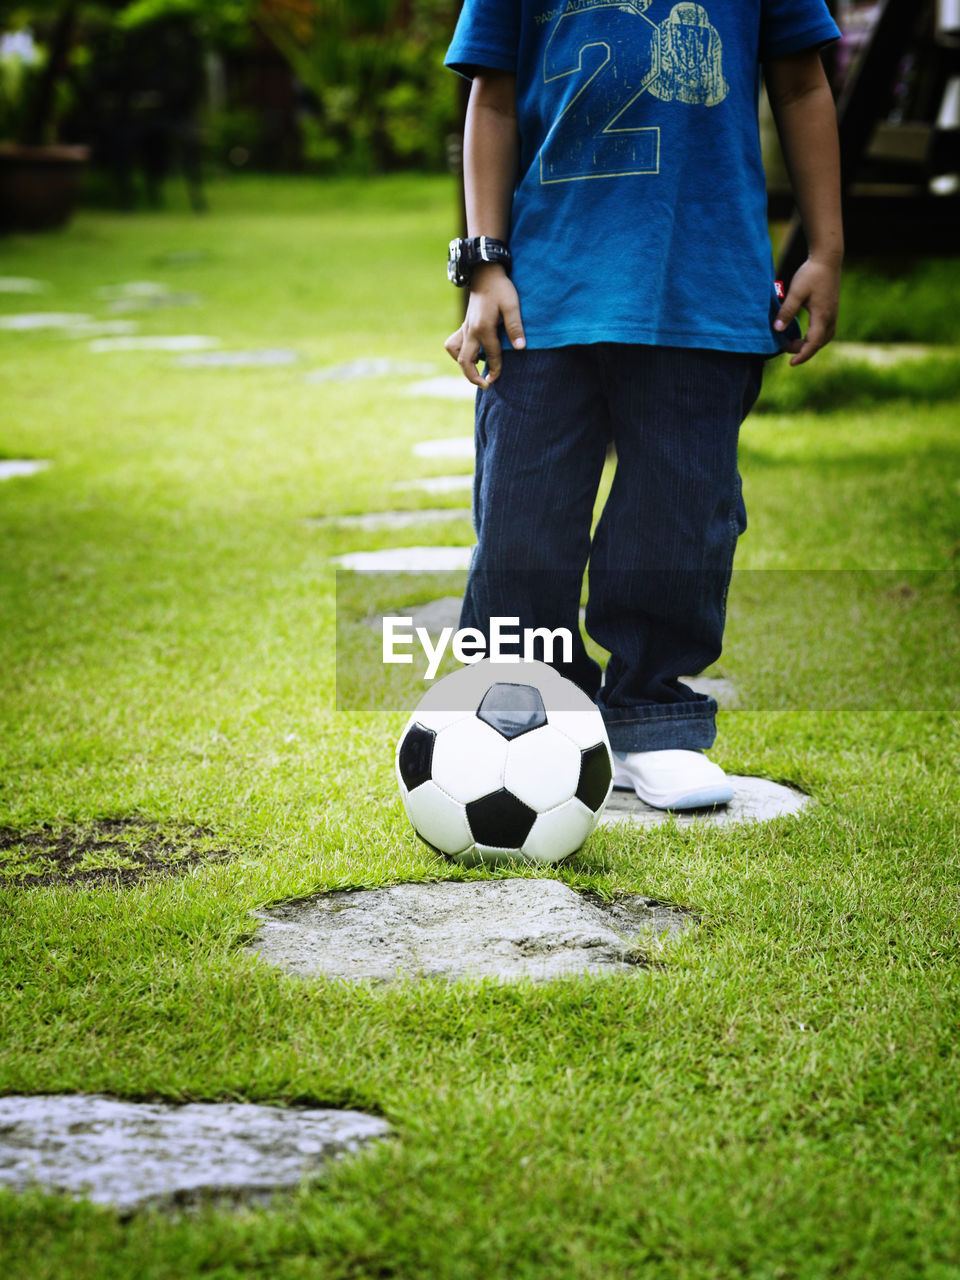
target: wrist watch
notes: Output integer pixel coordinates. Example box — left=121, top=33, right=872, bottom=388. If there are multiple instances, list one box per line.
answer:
left=447, top=236, right=512, bottom=288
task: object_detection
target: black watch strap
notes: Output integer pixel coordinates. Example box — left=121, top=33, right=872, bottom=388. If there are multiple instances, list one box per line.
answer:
left=447, top=236, right=512, bottom=287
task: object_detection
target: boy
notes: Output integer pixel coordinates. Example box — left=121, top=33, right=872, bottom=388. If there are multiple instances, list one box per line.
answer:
left=443, top=0, right=843, bottom=809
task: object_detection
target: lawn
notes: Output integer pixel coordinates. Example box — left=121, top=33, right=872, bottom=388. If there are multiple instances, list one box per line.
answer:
left=0, top=174, right=958, bottom=1279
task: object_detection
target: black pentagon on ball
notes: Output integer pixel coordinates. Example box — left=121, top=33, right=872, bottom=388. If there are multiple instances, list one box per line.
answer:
left=476, top=682, right=547, bottom=740
left=576, top=743, right=613, bottom=813
left=398, top=723, right=435, bottom=790
left=466, top=788, right=537, bottom=848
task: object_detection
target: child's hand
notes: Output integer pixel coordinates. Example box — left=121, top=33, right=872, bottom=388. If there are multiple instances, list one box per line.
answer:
left=444, top=265, right=525, bottom=389
left=774, top=256, right=841, bottom=366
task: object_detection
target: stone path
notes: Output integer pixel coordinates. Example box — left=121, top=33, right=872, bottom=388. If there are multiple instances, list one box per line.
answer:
left=405, top=376, right=477, bottom=401
left=64, top=320, right=139, bottom=339
left=107, top=294, right=199, bottom=314
left=89, top=335, right=221, bottom=354
left=305, top=358, right=436, bottom=384
left=0, top=312, right=92, bottom=331
left=0, top=460, right=51, bottom=480
left=393, top=475, right=474, bottom=493
left=0, top=314, right=143, bottom=338
left=0, top=277, right=48, bottom=294
left=97, top=281, right=176, bottom=299
left=831, top=342, right=946, bottom=367
left=412, top=438, right=474, bottom=459
left=178, top=348, right=300, bottom=368
left=332, top=547, right=475, bottom=571
left=313, top=508, right=471, bottom=531
left=96, top=282, right=200, bottom=312
left=0, top=1095, right=390, bottom=1212
left=330, top=437, right=473, bottom=581
left=684, top=676, right=739, bottom=706
left=153, top=250, right=211, bottom=267
left=363, top=594, right=464, bottom=633
left=250, top=879, right=688, bottom=984
left=602, top=776, right=810, bottom=827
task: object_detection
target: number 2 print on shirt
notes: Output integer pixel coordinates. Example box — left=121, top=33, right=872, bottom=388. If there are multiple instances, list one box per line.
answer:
left=540, top=1, right=728, bottom=184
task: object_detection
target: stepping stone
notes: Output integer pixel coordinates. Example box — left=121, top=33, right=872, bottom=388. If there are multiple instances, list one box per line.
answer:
left=153, top=250, right=211, bottom=266
left=97, top=281, right=175, bottom=299
left=393, top=475, right=474, bottom=493
left=0, top=312, right=91, bottom=331
left=305, top=358, right=436, bottom=384
left=405, top=376, right=477, bottom=401
left=63, top=320, right=139, bottom=339
left=830, top=342, right=946, bottom=367
left=601, top=776, right=810, bottom=828
left=0, top=459, right=50, bottom=480
left=107, top=294, right=199, bottom=313
left=0, top=277, right=48, bottom=294
left=249, top=879, right=689, bottom=984
left=412, top=438, right=474, bottom=460
left=684, top=675, right=739, bottom=707
left=312, top=508, right=471, bottom=531
left=364, top=594, right=464, bottom=633
left=96, top=282, right=199, bottom=312
left=0, top=1095, right=390, bottom=1212
left=177, top=348, right=300, bottom=368
left=332, top=546, right=474, bottom=571
left=89, top=335, right=221, bottom=354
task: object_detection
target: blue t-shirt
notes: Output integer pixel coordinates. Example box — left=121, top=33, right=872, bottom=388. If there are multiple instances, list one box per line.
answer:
left=445, top=0, right=840, bottom=354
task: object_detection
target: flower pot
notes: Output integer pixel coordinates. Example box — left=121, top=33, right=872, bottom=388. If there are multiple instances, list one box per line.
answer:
left=0, top=143, right=90, bottom=232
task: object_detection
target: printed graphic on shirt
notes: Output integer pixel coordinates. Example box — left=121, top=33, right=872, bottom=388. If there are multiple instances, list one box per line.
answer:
left=648, top=3, right=728, bottom=105
left=540, top=1, right=727, bottom=184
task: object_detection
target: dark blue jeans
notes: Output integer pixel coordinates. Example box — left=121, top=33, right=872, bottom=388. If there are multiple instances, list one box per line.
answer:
left=459, top=344, right=764, bottom=751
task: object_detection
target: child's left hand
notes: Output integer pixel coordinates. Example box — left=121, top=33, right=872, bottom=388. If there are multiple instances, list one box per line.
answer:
left=773, top=256, right=841, bottom=366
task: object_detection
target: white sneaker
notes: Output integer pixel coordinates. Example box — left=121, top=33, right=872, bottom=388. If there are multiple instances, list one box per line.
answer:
left=613, top=749, right=734, bottom=810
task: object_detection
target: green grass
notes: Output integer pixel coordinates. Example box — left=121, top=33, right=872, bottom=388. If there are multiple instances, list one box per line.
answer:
left=0, top=174, right=958, bottom=1279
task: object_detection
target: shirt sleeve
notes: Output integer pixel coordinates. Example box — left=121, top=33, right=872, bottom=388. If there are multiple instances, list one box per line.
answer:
left=444, top=0, right=521, bottom=79
left=759, top=0, right=842, bottom=62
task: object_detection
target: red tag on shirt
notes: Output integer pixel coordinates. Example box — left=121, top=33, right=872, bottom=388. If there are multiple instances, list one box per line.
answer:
left=774, top=279, right=786, bottom=301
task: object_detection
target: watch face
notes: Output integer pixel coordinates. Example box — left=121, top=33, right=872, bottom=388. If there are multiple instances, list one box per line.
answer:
left=447, top=239, right=466, bottom=286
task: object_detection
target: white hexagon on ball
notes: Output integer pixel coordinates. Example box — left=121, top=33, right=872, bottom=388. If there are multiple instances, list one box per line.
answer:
left=522, top=797, right=598, bottom=864
left=504, top=725, right=583, bottom=812
left=430, top=717, right=508, bottom=803
left=547, top=708, right=612, bottom=752
left=401, top=780, right=473, bottom=856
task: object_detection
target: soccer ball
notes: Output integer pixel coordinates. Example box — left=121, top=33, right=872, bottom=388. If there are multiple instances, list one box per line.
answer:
left=395, top=659, right=613, bottom=866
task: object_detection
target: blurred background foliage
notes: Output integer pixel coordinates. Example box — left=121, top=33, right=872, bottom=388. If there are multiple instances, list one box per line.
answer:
left=0, top=0, right=461, bottom=195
